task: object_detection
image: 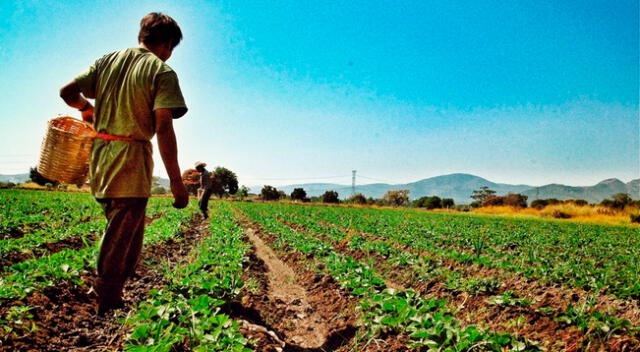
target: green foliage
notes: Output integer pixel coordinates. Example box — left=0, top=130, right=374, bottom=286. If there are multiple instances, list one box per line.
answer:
left=441, top=198, right=455, bottom=208
left=555, top=304, right=636, bottom=338
left=383, top=189, right=410, bottom=206
left=446, top=274, right=503, bottom=295
left=321, top=190, right=340, bottom=203
left=290, top=187, right=307, bottom=201
left=260, top=185, right=280, bottom=201
left=601, top=193, right=634, bottom=210
left=414, top=195, right=442, bottom=209
left=151, top=186, right=167, bottom=195
left=211, top=167, right=239, bottom=198
left=347, top=193, right=368, bottom=204
left=360, top=289, right=542, bottom=351
left=487, top=291, right=534, bottom=307
left=125, top=204, right=250, bottom=351
left=235, top=185, right=250, bottom=200
left=471, top=186, right=495, bottom=204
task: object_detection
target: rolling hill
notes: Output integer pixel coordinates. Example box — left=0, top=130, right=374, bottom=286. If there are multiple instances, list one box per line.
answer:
left=251, top=173, right=639, bottom=204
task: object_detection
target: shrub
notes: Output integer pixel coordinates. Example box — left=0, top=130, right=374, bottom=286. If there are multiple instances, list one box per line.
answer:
left=630, top=213, right=640, bottom=224
left=503, top=193, right=528, bottom=208
left=44, top=183, right=53, bottom=191
left=415, top=196, right=441, bottom=209
left=530, top=199, right=548, bottom=209
left=383, top=189, right=410, bottom=207
left=322, top=190, right=340, bottom=204
left=601, top=193, right=633, bottom=210
left=261, top=185, right=280, bottom=201
left=30, top=166, right=58, bottom=187
left=348, top=193, right=367, bottom=204
left=482, top=195, right=504, bottom=207
left=290, top=188, right=307, bottom=201
left=151, top=186, right=167, bottom=195
left=572, top=199, right=589, bottom=206
left=552, top=210, right=571, bottom=219
left=235, top=185, right=250, bottom=200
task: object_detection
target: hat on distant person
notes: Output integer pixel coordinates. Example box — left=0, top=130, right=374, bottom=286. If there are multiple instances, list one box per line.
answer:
left=195, top=161, right=207, bottom=168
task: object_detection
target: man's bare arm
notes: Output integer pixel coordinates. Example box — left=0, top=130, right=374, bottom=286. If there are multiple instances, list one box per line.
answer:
left=155, top=108, right=189, bottom=208
left=60, top=80, right=94, bottom=123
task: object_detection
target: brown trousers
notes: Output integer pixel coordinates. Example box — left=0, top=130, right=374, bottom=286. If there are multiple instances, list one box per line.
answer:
left=95, top=197, right=148, bottom=304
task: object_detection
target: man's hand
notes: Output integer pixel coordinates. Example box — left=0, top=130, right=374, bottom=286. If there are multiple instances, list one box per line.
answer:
left=170, top=178, right=189, bottom=209
left=60, top=80, right=94, bottom=123
left=81, top=105, right=95, bottom=124
left=155, top=108, right=188, bottom=209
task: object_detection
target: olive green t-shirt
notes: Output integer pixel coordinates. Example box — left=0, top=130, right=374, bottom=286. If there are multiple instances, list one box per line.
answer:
left=74, top=47, right=187, bottom=198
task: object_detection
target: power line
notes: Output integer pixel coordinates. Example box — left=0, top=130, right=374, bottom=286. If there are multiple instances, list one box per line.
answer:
left=358, top=175, right=397, bottom=184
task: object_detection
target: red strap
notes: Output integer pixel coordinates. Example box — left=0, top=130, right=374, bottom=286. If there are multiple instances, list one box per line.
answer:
left=94, top=132, right=137, bottom=142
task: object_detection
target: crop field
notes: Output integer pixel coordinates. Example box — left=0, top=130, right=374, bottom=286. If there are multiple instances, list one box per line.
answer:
left=0, top=189, right=639, bottom=351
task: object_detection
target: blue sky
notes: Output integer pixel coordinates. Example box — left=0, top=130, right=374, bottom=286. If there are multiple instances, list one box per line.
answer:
left=0, top=0, right=638, bottom=187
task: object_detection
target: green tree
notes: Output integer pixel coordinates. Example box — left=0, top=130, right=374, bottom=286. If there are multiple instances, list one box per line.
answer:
left=415, top=195, right=441, bottom=209
left=441, top=198, right=455, bottom=208
left=261, top=185, right=280, bottom=201
left=322, top=190, right=340, bottom=203
left=211, top=167, right=239, bottom=198
left=291, top=188, right=307, bottom=201
left=236, top=185, right=250, bottom=200
left=471, top=186, right=495, bottom=204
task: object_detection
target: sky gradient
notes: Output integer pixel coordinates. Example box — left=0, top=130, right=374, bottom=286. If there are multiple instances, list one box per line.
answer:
left=0, top=0, right=638, bottom=187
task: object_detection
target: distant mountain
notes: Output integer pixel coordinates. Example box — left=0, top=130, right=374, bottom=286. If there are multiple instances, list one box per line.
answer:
left=0, top=173, right=29, bottom=184
left=251, top=173, right=640, bottom=204
left=522, top=178, right=639, bottom=204
left=2, top=171, right=637, bottom=204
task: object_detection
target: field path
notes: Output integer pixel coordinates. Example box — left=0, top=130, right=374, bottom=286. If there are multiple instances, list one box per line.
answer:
left=244, top=227, right=329, bottom=348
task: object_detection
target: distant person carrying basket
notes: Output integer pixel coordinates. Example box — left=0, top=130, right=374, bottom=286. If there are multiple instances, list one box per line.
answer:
left=195, top=162, right=213, bottom=219
left=58, top=13, right=190, bottom=315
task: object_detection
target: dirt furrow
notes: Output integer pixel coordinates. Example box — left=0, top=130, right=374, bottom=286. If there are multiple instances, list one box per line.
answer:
left=230, top=214, right=358, bottom=352
left=0, top=215, right=207, bottom=352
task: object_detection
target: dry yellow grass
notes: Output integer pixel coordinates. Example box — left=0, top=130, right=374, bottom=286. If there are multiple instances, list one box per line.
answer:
left=472, top=203, right=638, bottom=226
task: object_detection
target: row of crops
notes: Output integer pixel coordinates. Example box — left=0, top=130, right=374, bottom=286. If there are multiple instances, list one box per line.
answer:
left=230, top=201, right=640, bottom=351
left=0, top=190, right=254, bottom=350
left=1, top=189, right=638, bottom=351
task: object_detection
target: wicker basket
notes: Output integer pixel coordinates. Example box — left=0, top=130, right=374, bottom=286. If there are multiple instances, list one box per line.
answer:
left=37, top=116, right=96, bottom=185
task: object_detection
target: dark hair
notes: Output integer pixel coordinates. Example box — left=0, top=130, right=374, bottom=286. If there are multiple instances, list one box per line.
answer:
left=138, top=12, right=182, bottom=48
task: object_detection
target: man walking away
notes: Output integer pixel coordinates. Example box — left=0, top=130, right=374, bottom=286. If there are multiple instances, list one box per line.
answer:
left=195, top=162, right=213, bottom=219
left=59, top=13, right=190, bottom=315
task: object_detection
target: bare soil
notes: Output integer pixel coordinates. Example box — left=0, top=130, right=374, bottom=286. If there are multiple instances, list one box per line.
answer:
left=231, top=219, right=358, bottom=352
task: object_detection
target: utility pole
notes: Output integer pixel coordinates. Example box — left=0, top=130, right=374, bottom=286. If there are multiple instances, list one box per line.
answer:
left=352, top=170, right=356, bottom=195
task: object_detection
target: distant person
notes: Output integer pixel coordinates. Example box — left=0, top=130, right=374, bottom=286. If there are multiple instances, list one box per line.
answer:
left=195, top=162, right=213, bottom=219
left=58, top=12, right=190, bottom=315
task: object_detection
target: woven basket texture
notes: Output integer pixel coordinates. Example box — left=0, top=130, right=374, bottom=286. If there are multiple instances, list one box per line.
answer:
left=37, top=116, right=96, bottom=185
